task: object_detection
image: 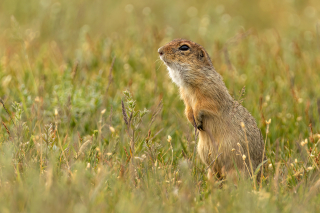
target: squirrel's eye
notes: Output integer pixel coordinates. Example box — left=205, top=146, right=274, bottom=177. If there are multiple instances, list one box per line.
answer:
left=179, top=45, right=190, bottom=51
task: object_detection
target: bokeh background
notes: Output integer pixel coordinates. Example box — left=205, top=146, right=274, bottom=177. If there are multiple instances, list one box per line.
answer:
left=0, top=0, right=320, bottom=212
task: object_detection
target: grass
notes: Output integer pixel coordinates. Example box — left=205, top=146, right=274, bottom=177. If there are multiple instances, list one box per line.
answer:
left=0, top=0, right=320, bottom=212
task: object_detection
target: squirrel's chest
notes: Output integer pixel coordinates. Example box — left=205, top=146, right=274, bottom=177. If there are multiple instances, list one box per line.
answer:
left=181, top=87, right=198, bottom=108
left=167, top=67, right=186, bottom=88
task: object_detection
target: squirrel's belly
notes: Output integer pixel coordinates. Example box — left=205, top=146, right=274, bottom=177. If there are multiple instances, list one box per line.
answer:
left=197, top=118, right=243, bottom=173
left=197, top=118, right=222, bottom=166
left=197, top=132, right=217, bottom=166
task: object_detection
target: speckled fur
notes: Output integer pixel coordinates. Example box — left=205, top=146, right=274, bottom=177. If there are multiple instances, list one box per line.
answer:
left=158, top=39, right=265, bottom=179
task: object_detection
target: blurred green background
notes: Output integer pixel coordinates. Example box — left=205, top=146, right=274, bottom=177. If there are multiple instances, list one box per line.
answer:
left=0, top=0, right=320, bottom=212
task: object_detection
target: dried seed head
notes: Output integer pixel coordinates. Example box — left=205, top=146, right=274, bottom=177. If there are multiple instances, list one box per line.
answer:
left=265, top=95, right=270, bottom=102
left=86, top=163, right=91, bottom=169
left=54, top=108, right=58, bottom=116
left=237, top=143, right=241, bottom=147
left=268, top=164, right=272, bottom=168
left=266, top=119, right=272, bottom=125
left=121, top=100, right=129, bottom=126
left=242, top=155, right=246, bottom=161
left=109, top=126, right=115, bottom=133
left=134, top=156, right=144, bottom=161
left=307, top=167, right=313, bottom=171
left=167, top=135, right=172, bottom=143
left=78, top=140, right=92, bottom=156
left=101, top=109, right=106, bottom=114
left=231, top=148, right=235, bottom=152
left=295, top=159, right=297, bottom=163
left=240, top=122, right=245, bottom=128
left=301, top=139, right=308, bottom=147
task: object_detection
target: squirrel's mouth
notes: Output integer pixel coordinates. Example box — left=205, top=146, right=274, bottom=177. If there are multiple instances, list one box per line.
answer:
left=159, top=55, right=171, bottom=67
left=161, top=59, right=173, bottom=69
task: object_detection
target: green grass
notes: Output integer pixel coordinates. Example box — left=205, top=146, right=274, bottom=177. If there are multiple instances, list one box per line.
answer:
left=0, top=0, right=320, bottom=212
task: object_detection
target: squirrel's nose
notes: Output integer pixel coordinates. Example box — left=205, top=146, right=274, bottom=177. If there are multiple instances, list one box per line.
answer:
left=158, top=47, right=164, bottom=56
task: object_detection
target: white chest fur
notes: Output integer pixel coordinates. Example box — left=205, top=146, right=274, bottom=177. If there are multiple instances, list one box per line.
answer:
left=167, top=66, right=185, bottom=88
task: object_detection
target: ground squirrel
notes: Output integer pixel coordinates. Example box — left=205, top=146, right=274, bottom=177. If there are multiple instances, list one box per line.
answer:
left=158, top=39, right=265, bottom=180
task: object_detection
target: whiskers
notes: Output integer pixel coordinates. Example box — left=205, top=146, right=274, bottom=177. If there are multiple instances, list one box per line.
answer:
left=155, top=58, right=164, bottom=71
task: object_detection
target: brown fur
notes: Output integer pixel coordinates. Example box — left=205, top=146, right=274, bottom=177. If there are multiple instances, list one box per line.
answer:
left=158, top=39, right=265, bottom=180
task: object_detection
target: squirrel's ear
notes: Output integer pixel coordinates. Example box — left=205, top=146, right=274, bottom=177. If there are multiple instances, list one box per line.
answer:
left=198, top=49, right=205, bottom=60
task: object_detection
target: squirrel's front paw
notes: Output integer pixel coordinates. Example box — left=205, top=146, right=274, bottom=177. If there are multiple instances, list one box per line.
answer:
left=195, top=111, right=204, bottom=131
left=197, top=122, right=204, bottom=131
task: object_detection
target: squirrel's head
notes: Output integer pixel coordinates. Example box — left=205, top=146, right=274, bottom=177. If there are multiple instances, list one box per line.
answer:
left=158, top=39, right=213, bottom=87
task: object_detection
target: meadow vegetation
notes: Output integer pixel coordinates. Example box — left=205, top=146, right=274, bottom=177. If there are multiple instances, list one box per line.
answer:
left=0, top=0, right=320, bottom=212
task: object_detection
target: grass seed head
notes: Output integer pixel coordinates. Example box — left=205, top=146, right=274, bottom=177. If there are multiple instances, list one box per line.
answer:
left=266, top=119, right=272, bottom=125
left=307, top=167, right=313, bottom=171
left=109, top=126, right=115, bottom=132
left=242, top=155, right=246, bottom=161
left=101, top=109, right=106, bottom=114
